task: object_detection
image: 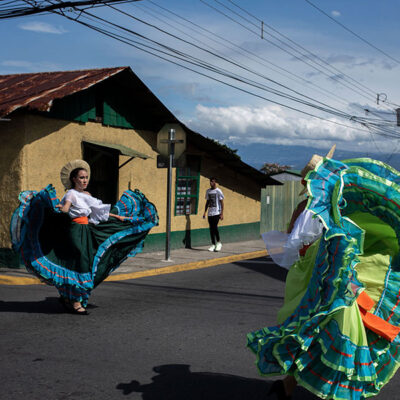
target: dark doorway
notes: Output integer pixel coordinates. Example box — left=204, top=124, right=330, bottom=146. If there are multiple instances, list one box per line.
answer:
left=83, top=142, right=118, bottom=204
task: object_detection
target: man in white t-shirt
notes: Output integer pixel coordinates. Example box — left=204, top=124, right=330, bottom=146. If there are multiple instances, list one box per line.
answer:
left=203, top=177, right=224, bottom=252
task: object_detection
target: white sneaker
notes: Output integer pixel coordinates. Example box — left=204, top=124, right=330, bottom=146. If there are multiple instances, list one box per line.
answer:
left=215, top=242, right=222, bottom=252
left=208, top=245, right=216, bottom=252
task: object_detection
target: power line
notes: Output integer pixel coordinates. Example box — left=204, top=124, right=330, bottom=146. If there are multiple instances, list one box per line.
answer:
left=54, top=4, right=400, bottom=138
left=106, top=2, right=365, bottom=121
left=109, top=2, right=400, bottom=129
left=138, top=1, right=398, bottom=125
left=203, top=0, right=398, bottom=118
left=146, top=0, right=357, bottom=111
left=199, top=0, right=381, bottom=105
left=0, top=0, right=140, bottom=18
left=304, top=0, right=400, bottom=65
left=224, top=0, right=386, bottom=102
left=16, top=0, right=400, bottom=139
left=204, top=0, right=400, bottom=121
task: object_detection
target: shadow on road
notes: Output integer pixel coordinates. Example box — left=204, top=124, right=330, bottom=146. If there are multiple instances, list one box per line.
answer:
left=0, top=296, right=100, bottom=314
left=0, top=296, right=63, bottom=314
left=233, top=257, right=288, bottom=282
left=116, top=364, right=318, bottom=399
left=110, top=281, right=284, bottom=301
left=116, top=364, right=269, bottom=399
left=0, top=296, right=69, bottom=314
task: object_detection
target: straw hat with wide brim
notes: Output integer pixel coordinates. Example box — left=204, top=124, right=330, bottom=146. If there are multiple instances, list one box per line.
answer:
left=299, top=144, right=336, bottom=196
left=60, top=159, right=91, bottom=190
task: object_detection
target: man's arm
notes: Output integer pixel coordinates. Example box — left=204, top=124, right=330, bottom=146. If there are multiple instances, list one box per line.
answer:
left=219, top=199, right=224, bottom=220
left=203, top=200, right=210, bottom=218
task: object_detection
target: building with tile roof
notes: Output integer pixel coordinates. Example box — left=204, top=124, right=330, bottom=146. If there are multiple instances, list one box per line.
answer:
left=0, top=66, right=278, bottom=267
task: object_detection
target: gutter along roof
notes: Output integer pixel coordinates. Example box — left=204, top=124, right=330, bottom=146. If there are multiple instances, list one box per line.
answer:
left=0, top=66, right=278, bottom=186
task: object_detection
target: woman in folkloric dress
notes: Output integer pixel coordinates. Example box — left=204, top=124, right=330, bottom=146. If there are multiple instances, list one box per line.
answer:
left=248, top=146, right=400, bottom=399
left=11, top=160, right=158, bottom=315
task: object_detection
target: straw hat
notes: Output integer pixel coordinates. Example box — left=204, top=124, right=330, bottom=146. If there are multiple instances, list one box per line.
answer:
left=299, top=144, right=336, bottom=195
left=60, top=159, right=91, bottom=190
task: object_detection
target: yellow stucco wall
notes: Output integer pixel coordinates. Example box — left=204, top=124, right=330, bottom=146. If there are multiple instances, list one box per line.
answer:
left=0, top=113, right=261, bottom=248
left=0, top=113, right=25, bottom=247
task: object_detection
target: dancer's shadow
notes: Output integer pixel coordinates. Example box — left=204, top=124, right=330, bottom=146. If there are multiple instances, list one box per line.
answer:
left=0, top=296, right=98, bottom=314
left=234, top=257, right=288, bottom=282
left=116, top=364, right=319, bottom=399
left=0, top=296, right=65, bottom=314
left=116, top=364, right=269, bottom=399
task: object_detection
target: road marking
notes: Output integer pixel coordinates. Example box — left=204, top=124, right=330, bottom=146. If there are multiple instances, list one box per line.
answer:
left=0, top=250, right=268, bottom=285
left=105, top=250, right=268, bottom=281
left=0, top=275, right=43, bottom=285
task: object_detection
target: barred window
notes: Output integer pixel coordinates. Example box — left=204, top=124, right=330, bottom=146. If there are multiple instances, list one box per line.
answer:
left=175, top=156, right=200, bottom=216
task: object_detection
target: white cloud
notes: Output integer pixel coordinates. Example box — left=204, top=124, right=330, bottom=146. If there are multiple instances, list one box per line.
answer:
left=2, top=60, right=35, bottom=68
left=185, top=104, right=399, bottom=153
left=0, top=60, right=62, bottom=72
left=331, top=10, right=341, bottom=17
left=18, top=21, right=67, bottom=34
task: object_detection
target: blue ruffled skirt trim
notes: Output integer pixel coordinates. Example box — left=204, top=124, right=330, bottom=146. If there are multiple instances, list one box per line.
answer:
left=11, top=185, right=159, bottom=306
left=247, top=158, right=400, bottom=399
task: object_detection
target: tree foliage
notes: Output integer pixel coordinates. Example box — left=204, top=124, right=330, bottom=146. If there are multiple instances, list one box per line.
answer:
left=260, top=162, right=291, bottom=175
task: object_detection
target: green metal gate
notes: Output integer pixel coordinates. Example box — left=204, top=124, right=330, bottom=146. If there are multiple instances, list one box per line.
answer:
left=260, top=181, right=305, bottom=233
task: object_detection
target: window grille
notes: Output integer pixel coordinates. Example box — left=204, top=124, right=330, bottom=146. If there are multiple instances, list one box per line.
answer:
left=175, top=157, right=200, bottom=216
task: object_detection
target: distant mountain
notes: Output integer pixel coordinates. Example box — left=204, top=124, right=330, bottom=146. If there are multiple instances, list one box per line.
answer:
left=235, top=143, right=400, bottom=172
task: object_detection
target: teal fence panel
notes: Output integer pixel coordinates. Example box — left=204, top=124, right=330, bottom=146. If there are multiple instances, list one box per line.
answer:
left=260, top=181, right=305, bottom=233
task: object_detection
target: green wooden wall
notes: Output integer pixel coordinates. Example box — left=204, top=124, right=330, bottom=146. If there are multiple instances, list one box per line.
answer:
left=260, top=181, right=305, bottom=233
left=49, top=90, right=96, bottom=122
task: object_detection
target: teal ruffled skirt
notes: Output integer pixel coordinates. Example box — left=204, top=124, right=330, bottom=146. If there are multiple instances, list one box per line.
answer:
left=10, top=185, right=159, bottom=306
left=247, top=158, right=400, bottom=399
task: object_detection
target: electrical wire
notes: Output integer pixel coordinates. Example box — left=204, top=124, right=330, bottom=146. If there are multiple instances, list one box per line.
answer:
left=51, top=4, right=400, bottom=138
left=106, top=2, right=400, bottom=127
left=145, top=0, right=359, bottom=111
left=136, top=1, right=398, bottom=127
left=203, top=0, right=398, bottom=119
left=16, top=0, right=400, bottom=139
left=223, top=0, right=388, bottom=105
left=304, top=0, right=400, bottom=65
left=199, top=0, right=381, bottom=105
left=0, top=0, right=139, bottom=19
left=105, top=3, right=366, bottom=121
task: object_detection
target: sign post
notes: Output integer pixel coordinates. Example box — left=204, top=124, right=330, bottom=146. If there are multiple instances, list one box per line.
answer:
left=157, top=124, right=186, bottom=261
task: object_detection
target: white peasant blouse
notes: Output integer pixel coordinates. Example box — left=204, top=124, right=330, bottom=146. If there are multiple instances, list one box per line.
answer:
left=62, top=189, right=111, bottom=225
left=261, top=209, right=323, bottom=269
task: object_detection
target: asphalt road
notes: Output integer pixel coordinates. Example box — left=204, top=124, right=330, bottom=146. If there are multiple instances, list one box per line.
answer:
left=0, top=258, right=398, bottom=400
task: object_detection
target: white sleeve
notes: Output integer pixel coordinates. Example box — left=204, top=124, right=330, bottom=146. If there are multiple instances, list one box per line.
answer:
left=288, top=209, right=322, bottom=248
left=89, top=203, right=111, bottom=225
left=205, top=190, right=209, bottom=200
left=218, top=189, right=224, bottom=200
left=85, top=195, right=111, bottom=224
left=63, top=190, right=76, bottom=205
left=262, top=210, right=322, bottom=269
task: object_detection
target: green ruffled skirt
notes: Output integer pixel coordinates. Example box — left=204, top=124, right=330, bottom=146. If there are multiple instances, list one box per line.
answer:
left=11, top=186, right=159, bottom=306
left=247, top=158, right=400, bottom=399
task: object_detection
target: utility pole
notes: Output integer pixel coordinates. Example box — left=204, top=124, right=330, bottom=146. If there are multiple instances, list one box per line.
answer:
left=160, top=128, right=184, bottom=261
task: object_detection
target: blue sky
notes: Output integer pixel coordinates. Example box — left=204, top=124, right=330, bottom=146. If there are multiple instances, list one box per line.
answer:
left=2, top=0, right=400, bottom=169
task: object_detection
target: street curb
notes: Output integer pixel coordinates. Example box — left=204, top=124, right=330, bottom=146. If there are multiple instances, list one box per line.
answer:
left=0, top=274, right=44, bottom=285
left=0, top=250, right=268, bottom=286
left=106, top=249, right=268, bottom=281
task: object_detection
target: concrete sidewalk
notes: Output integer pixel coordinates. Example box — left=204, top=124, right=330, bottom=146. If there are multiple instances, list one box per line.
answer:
left=0, top=239, right=268, bottom=285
